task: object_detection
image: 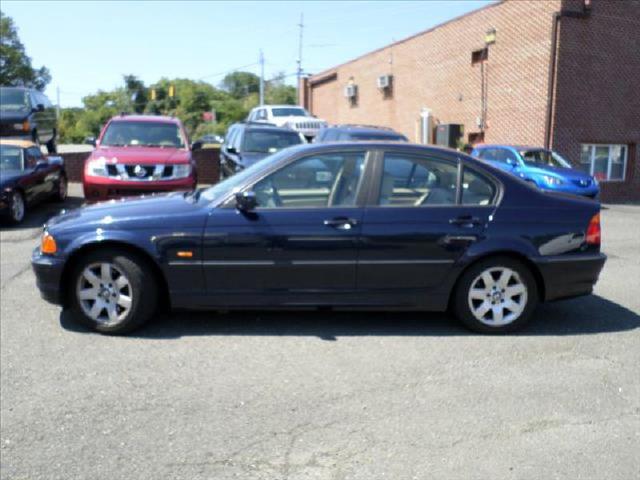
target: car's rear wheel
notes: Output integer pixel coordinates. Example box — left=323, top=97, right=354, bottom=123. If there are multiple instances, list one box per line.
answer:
left=69, top=249, right=157, bottom=334
left=453, top=256, right=538, bottom=333
left=8, top=190, right=26, bottom=224
left=53, top=174, right=68, bottom=202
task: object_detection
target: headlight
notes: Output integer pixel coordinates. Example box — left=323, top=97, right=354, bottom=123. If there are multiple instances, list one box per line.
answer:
left=13, top=123, right=24, bottom=130
left=86, top=157, right=109, bottom=177
left=542, top=175, right=563, bottom=186
left=173, top=164, right=192, bottom=179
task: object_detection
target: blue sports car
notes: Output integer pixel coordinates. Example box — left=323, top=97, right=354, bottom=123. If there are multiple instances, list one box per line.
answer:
left=471, top=145, right=599, bottom=198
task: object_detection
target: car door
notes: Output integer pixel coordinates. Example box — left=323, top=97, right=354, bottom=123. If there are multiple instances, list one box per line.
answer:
left=201, top=149, right=371, bottom=306
left=22, top=147, right=50, bottom=203
left=357, top=150, right=498, bottom=306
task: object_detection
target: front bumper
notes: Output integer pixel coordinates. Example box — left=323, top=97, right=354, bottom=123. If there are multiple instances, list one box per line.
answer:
left=32, top=248, right=66, bottom=305
left=83, top=176, right=197, bottom=201
left=535, top=253, right=606, bottom=301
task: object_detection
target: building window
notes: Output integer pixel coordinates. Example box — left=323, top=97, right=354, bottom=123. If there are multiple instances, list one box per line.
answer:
left=579, top=144, right=628, bottom=182
left=471, top=48, right=488, bottom=65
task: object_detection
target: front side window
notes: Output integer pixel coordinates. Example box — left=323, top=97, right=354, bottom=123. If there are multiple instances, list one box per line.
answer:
left=25, top=147, right=43, bottom=167
left=242, top=130, right=303, bottom=153
left=378, top=154, right=457, bottom=206
left=520, top=149, right=570, bottom=168
left=101, top=121, right=185, bottom=148
left=579, top=144, right=628, bottom=181
left=271, top=107, right=308, bottom=117
left=0, top=145, right=25, bottom=171
left=252, top=152, right=365, bottom=208
left=461, top=168, right=496, bottom=205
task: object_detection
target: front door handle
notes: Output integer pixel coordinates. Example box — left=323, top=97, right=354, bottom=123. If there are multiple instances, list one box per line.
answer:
left=324, top=217, right=358, bottom=230
left=449, top=216, right=482, bottom=228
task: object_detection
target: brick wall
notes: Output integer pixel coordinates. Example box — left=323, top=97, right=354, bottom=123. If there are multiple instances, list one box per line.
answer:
left=551, top=0, right=640, bottom=202
left=307, top=0, right=561, bottom=146
left=60, top=148, right=220, bottom=185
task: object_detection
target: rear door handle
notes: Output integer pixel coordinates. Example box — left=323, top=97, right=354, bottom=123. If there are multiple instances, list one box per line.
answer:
left=324, top=217, right=358, bottom=230
left=449, top=216, right=482, bottom=227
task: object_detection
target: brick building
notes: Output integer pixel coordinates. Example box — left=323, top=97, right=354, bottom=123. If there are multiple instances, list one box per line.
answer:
left=301, top=0, right=640, bottom=202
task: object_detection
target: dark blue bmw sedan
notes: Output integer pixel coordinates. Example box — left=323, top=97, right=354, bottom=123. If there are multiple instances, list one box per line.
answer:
left=32, top=142, right=606, bottom=334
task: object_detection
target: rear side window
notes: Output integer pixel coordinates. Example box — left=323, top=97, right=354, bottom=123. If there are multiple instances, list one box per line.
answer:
left=461, top=168, right=496, bottom=205
left=378, top=154, right=457, bottom=206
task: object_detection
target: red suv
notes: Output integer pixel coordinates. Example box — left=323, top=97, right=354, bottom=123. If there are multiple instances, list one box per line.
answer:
left=83, top=115, right=198, bottom=201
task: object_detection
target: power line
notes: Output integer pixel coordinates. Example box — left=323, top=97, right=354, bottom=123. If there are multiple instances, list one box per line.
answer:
left=198, top=62, right=260, bottom=81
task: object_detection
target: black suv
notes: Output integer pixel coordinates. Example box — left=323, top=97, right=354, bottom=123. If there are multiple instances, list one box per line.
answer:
left=0, top=86, right=57, bottom=153
left=314, top=124, right=408, bottom=143
left=220, top=122, right=304, bottom=178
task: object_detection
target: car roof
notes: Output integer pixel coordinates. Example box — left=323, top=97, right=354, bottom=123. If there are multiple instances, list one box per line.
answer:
left=109, top=114, right=182, bottom=125
left=285, top=141, right=465, bottom=158
left=324, top=125, right=402, bottom=135
left=0, top=139, right=37, bottom=148
left=475, top=144, right=546, bottom=151
left=234, top=122, right=297, bottom=133
left=0, top=85, right=31, bottom=91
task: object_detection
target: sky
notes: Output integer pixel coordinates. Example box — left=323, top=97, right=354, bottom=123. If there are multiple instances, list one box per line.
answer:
left=2, top=0, right=494, bottom=107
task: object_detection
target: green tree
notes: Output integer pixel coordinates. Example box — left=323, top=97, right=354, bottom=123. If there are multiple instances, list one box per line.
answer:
left=220, top=71, right=260, bottom=99
left=123, top=74, right=147, bottom=113
left=0, top=12, right=50, bottom=90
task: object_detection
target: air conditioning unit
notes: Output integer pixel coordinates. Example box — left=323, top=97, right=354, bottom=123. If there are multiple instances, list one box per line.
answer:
left=344, top=85, right=358, bottom=98
left=377, top=74, right=392, bottom=89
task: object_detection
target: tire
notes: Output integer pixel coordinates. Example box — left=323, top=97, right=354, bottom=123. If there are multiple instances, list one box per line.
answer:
left=46, top=135, right=57, bottom=154
left=452, top=256, right=538, bottom=334
left=7, top=190, right=26, bottom=224
left=68, top=248, right=158, bottom=334
left=53, top=174, right=68, bottom=202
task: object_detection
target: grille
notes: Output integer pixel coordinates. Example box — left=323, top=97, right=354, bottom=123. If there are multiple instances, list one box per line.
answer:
left=105, top=164, right=174, bottom=180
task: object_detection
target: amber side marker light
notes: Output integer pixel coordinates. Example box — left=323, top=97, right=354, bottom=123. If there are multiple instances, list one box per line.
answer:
left=586, top=213, right=601, bottom=246
left=41, top=233, right=58, bottom=255
left=177, top=251, right=193, bottom=258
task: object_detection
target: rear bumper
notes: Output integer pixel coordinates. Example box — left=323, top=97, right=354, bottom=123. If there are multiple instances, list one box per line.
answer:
left=540, top=186, right=600, bottom=198
left=535, top=253, right=606, bottom=302
left=32, top=248, right=66, bottom=305
left=83, top=177, right=196, bottom=201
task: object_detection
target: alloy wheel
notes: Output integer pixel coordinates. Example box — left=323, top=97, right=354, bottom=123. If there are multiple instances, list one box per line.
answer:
left=11, top=192, right=25, bottom=223
left=76, top=262, right=133, bottom=325
left=467, top=266, right=528, bottom=326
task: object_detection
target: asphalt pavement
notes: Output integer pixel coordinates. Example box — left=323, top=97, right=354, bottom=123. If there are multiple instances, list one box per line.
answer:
left=1, top=184, right=639, bottom=480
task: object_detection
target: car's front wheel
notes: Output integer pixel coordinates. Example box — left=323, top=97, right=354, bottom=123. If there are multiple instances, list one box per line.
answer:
left=69, top=249, right=158, bottom=334
left=53, top=174, right=68, bottom=202
left=453, top=256, right=538, bottom=333
left=8, top=190, right=26, bottom=224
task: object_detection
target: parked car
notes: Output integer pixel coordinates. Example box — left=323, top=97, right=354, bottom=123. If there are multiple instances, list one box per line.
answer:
left=220, top=122, right=305, bottom=178
left=315, top=125, right=408, bottom=143
left=0, top=86, right=57, bottom=153
left=246, top=105, right=327, bottom=140
left=196, top=134, right=224, bottom=145
left=472, top=144, right=599, bottom=198
left=0, top=139, right=67, bottom=224
left=32, top=142, right=605, bottom=335
left=82, top=114, right=199, bottom=201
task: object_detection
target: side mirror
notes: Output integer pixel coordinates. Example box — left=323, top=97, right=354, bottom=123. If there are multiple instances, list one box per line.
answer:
left=35, top=159, right=48, bottom=169
left=33, top=103, right=45, bottom=112
left=84, top=136, right=97, bottom=147
left=191, top=141, right=203, bottom=151
left=507, top=158, right=517, bottom=167
left=47, top=156, right=64, bottom=166
left=226, top=146, right=237, bottom=154
left=235, top=191, right=257, bottom=212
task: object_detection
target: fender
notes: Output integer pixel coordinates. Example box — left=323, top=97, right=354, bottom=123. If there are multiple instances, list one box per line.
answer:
left=63, top=229, right=161, bottom=264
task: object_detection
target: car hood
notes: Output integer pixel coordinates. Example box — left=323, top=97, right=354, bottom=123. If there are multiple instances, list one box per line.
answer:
left=0, top=170, right=26, bottom=188
left=274, top=116, right=326, bottom=125
left=526, top=164, right=593, bottom=181
left=90, top=146, right=190, bottom=164
left=47, top=191, right=206, bottom=232
left=0, top=110, right=29, bottom=122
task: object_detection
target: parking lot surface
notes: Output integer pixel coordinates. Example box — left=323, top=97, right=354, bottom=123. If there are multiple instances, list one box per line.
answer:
left=1, top=184, right=639, bottom=480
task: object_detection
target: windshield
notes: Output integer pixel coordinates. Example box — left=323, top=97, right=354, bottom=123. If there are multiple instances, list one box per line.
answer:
left=350, top=133, right=408, bottom=141
left=0, top=145, right=25, bottom=171
left=200, top=148, right=294, bottom=203
left=520, top=149, right=571, bottom=168
left=271, top=107, right=308, bottom=117
left=242, top=130, right=303, bottom=153
left=0, top=88, right=29, bottom=111
left=101, top=121, right=185, bottom=148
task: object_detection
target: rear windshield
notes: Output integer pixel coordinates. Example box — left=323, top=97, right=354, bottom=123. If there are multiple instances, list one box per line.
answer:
left=101, top=121, right=185, bottom=148
left=0, top=145, right=25, bottom=171
left=520, top=149, right=571, bottom=168
left=242, top=130, right=303, bottom=153
left=0, top=88, right=29, bottom=111
left=271, top=107, right=308, bottom=117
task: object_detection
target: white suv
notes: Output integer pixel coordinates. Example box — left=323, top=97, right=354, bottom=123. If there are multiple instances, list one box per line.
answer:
left=247, top=105, right=327, bottom=140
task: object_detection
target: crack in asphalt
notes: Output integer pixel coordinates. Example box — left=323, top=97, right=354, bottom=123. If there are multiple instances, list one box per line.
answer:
left=0, top=262, right=32, bottom=291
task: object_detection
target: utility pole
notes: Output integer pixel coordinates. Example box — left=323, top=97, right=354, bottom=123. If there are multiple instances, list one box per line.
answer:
left=259, top=49, right=265, bottom=106
left=296, top=13, right=304, bottom=105
left=56, top=86, right=61, bottom=118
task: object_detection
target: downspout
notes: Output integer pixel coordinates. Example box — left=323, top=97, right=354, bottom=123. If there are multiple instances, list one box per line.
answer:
left=544, top=1, right=592, bottom=150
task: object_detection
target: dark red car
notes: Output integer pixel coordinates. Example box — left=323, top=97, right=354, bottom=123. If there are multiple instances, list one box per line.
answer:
left=83, top=115, right=199, bottom=201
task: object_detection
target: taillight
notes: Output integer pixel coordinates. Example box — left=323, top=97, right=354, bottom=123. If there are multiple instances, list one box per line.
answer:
left=586, top=213, right=601, bottom=246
